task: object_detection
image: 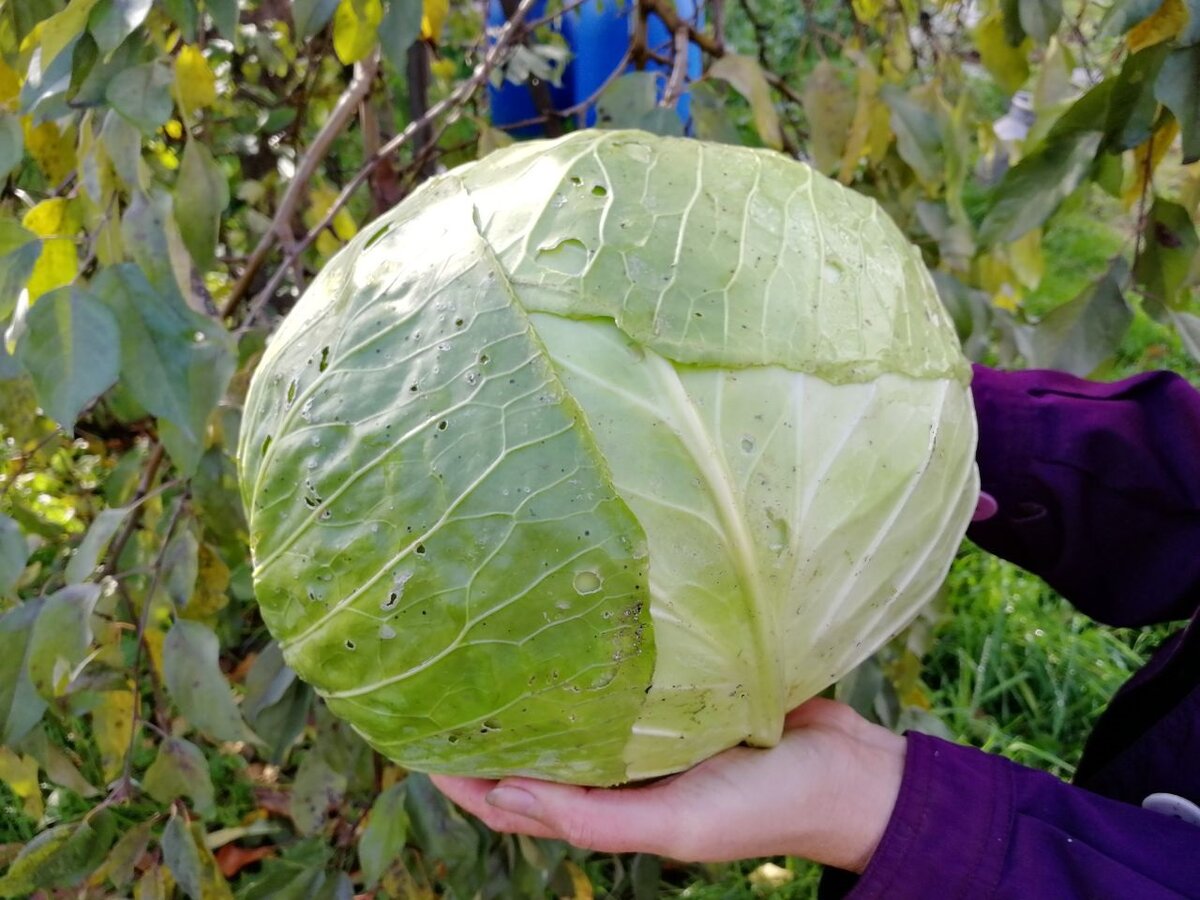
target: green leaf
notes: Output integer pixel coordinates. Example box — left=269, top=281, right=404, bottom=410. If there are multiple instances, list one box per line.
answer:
left=161, top=812, right=234, bottom=900
left=1106, top=45, right=1171, bottom=151
left=0, top=221, right=40, bottom=322
left=977, top=130, right=1102, bottom=245
left=20, top=39, right=79, bottom=122
left=1102, top=0, right=1169, bottom=35
left=404, top=774, right=481, bottom=899
left=120, top=188, right=190, bottom=303
left=204, top=0, right=238, bottom=40
left=359, top=783, right=409, bottom=888
left=1019, top=0, right=1062, bottom=42
left=0, top=513, right=27, bottom=597
left=708, top=54, right=783, bottom=150
left=242, top=640, right=310, bottom=762
left=1171, top=310, right=1200, bottom=362
left=0, top=113, right=23, bottom=183
left=143, top=736, right=215, bottom=816
left=163, top=0, right=199, bottom=41
left=14, top=285, right=120, bottom=429
left=0, top=813, right=115, bottom=895
left=96, top=819, right=154, bottom=890
left=65, top=505, right=131, bottom=583
left=26, top=583, right=102, bottom=700
left=175, top=140, right=229, bottom=269
left=1134, top=197, right=1200, bottom=308
left=593, top=72, right=684, bottom=137
left=163, top=618, right=258, bottom=743
left=162, top=527, right=199, bottom=607
left=293, top=0, right=340, bottom=38
left=290, top=748, right=347, bottom=835
left=87, top=0, right=152, bottom=55
left=1014, top=258, right=1133, bottom=375
left=881, top=84, right=944, bottom=185
left=0, top=602, right=47, bottom=744
left=105, top=60, right=173, bottom=133
left=235, top=838, right=334, bottom=900
left=378, top=0, right=421, bottom=70
left=1155, top=45, right=1200, bottom=163
left=1183, top=0, right=1200, bottom=44
left=101, top=108, right=147, bottom=190
left=93, top=263, right=236, bottom=475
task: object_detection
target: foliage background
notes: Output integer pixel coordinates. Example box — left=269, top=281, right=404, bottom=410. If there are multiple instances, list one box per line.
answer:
left=0, top=0, right=1198, bottom=896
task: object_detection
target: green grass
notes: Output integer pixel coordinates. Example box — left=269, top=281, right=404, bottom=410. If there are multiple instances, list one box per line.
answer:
left=925, top=546, right=1170, bottom=779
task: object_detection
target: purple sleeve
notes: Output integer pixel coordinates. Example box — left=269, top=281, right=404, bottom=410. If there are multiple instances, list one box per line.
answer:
left=841, top=733, right=1200, bottom=899
left=966, top=365, right=1200, bottom=626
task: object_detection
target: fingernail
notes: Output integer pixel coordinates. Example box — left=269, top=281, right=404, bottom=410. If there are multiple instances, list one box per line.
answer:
left=972, top=491, right=998, bottom=522
left=486, top=786, right=540, bottom=817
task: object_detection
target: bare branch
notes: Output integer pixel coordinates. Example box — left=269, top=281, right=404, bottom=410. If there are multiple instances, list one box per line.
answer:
left=234, top=0, right=543, bottom=334
left=101, top=442, right=167, bottom=579
left=220, top=49, right=381, bottom=320
left=662, top=27, right=691, bottom=108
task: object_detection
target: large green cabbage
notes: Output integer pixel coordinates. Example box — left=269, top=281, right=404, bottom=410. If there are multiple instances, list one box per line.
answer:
left=238, top=130, right=978, bottom=785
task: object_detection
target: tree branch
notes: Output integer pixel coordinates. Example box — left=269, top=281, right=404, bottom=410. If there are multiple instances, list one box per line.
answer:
left=101, top=442, right=166, bottom=579
left=219, top=49, right=381, bottom=320
left=233, top=0, right=542, bottom=333
left=662, top=27, right=691, bottom=108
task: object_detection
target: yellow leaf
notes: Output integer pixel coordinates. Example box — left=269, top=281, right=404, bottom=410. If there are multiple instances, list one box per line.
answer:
left=23, top=118, right=77, bottom=184
left=305, top=183, right=357, bottom=252
left=22, top=197, right=74, bottom=236
left=1123, top=120, right=1180, bottom=208
left=975, top=12, right=1031, bottom=94
left=315, top=230, right=342, bottom=257
left=333, top=0, right=383, bottom=64
left=708, top=54, right=783, bottom=151
left=0, top=747, right=43, bottom=819
left=182, top=543, right=231, bottom=620
left=1008, top=227, right=1044, bottom=289
left=802, top=60, right=854, bottom=173
left=421, top=0, right=449, bottom=41
left=887, top=27, right=914, bottom=74
left=39, top=0, right=100, bottom=69
left=144, top=624, right=168, bottom=683
left=850, top=0, right=885, bottom=27
left=25, top=238, right=78, bottom=302
left=175, top=45, right=217, bottom=115
left=0, top=57, right=20, bottom=109
left=92, top=683, right=136, bottom=782
left=430, top=57, right=456, bottom=80
left=1127, top=0, right=1186, bottom=52
left=840, top=63, right=879, bottom=183
left=561, top=861, right=593, bottom=900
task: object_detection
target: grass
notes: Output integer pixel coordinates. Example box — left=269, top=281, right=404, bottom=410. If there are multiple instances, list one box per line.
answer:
left=925, top=546, right=1170, bottom=779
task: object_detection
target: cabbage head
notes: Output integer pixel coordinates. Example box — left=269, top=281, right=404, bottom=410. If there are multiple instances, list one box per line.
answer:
left=238, top=130, right=979, bottom=785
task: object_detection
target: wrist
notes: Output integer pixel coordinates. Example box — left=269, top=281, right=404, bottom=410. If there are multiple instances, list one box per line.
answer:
left=804, top=723, right=906, bottom=873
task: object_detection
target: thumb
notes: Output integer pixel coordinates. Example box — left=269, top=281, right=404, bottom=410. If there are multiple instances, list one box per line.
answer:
left=485, top=778, right=683, bottom=856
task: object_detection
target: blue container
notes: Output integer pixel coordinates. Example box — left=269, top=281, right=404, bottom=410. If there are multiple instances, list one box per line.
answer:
left=487, top=0, right=704, bottom=135
left=486, top=0, right=575, bottom=137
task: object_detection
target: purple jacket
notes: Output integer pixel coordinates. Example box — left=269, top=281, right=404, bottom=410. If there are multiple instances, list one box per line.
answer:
left=824, top=365, right=1200, bottom=899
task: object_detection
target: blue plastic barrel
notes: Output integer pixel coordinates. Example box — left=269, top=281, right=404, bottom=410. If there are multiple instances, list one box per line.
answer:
left=485, top=0, right=575, bottom=137
left=486, top=0, right=704, bottom=135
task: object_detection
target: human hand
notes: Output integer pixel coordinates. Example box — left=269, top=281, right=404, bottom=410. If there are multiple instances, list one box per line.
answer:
left=430, top=698, right=905, bottom=873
